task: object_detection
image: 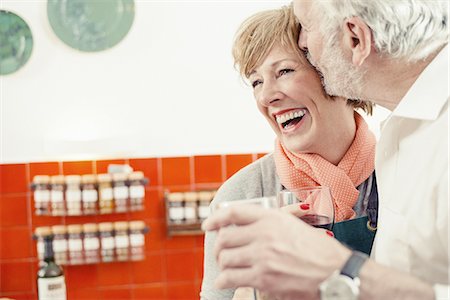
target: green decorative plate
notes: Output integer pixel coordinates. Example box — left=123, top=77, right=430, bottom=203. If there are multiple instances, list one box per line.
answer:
left=47, top=0, right=135, bottom=52
left=0, top=10, right=33, bottom=75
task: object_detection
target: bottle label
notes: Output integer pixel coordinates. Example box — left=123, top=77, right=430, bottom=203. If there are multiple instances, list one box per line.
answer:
left=38, top=275, right=66, bottom=300
left=184, top=206, right=197, bottom=220
left=129, top=186, right=145, bottom=198
left=34, top=190, right=50, bottom=202
left=53, top=240, right=68, bottom=252
left=82, top=190, right=98, bottom=202
left=51, top=190, right=64, bottom=203
left=115, top=235, right=129, bottom=248
left=100, top=188, right=113, bottom=201
left=169, top=207, right=184, bottom=220
left=37, top=241, right=44, bottom=256
left=84, top=237, right=100, bottom=250
left=130, top=234, right=144, bottom=246
left=66, top=190, right=81, bottom=202
left=101, top=237, right=115, bottom=250
left=114, top=186, right=129, bottom=199
left=68, top=239, right=83, bottom=251
left=198, top=206, right=211, bottom=219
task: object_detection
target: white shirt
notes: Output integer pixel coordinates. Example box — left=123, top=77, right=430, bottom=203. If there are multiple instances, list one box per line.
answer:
left=372, top=44, right=449, bottom=299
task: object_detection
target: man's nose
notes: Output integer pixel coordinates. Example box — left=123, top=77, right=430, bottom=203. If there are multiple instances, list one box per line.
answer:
left=298, top=29, right=308, bottom=51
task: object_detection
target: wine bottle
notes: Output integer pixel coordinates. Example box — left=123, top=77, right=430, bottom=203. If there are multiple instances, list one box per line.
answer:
left=37, top=235, right=67, bottom=300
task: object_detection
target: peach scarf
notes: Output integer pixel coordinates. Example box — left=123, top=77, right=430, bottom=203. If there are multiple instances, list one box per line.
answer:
left=274, top=112, right=376, bottom=222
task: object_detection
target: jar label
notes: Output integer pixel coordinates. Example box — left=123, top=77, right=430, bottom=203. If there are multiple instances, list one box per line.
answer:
left=198, top=206, right=211, bottom=218
left=184, top=207, right=197, bottom=220
left=38, top=275, right=66, bottom=300
left=34, top=190, right=50, bottom=202
left=66, top=190, right=81, bottom=202
left=84, top=237, right=100, bottom=250
left=115, top=235, right=129, bottom=248
left=51, top=190, right=64, bottom=202
left=100, top=188, right=113, bottom=201
left=130, top=234, right=145, bottom=246
left=53, top=240, right=68, bottom=252
left=169, top=207, right=184, bottom=220
left=82, top=189, right=98, bottom=202
left=37, top=241, right=44, bottom=255
left=101, top=237, right=115, bottom=250
left=114, top=186, right=129, bottom=199
left=130, top=186, right=145, bottom=198
left=68, top=239, right=83, bottom=251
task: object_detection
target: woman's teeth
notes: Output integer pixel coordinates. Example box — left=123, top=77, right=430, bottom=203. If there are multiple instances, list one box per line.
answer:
left=276, top=109, right=306, bottom=125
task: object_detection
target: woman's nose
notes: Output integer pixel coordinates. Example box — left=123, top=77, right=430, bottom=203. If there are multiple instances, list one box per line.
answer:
left=257, top=82, right=282, bottom=107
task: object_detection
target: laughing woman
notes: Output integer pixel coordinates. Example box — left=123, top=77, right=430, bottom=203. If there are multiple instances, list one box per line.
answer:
left=200, top=5, right=378, bottom=300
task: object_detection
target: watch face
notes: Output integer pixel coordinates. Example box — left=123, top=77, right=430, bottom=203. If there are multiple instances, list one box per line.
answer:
left=320, top=275, right=359, bottom=300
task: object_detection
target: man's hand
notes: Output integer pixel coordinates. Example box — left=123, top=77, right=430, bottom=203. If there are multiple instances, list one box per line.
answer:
left=202, top=205, right=351, bottom=299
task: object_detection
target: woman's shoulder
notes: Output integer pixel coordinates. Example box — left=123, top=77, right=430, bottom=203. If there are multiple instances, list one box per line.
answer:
left=211, top=153, right=278, bottom=207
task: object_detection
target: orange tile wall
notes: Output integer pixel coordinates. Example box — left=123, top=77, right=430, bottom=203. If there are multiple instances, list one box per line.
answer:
left=0, top=153, right=265, bottom=300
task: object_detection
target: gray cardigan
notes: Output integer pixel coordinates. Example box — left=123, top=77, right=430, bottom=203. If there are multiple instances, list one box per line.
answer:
left=200, top=153, right=375, bottom=300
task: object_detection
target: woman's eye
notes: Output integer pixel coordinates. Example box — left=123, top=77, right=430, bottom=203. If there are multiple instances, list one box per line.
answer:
left=279, top=68, right=294, bottom=76
left=251, top=79, right=262, bottom=88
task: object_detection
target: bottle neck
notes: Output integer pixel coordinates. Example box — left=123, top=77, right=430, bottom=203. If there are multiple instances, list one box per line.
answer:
left=43, top=236, right=55, bottom=263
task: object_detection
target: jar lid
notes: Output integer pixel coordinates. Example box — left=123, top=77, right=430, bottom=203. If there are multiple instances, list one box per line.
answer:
left=51, top=225, right=67, bottom=235
left=50, top=175, right=65, bottom=184
left=167, top=192, right=184, bottom=202
left=35, top=226, right=52, bottom=236
left=67, top=224, right=82, bottom=233
left=65, top=175, right=81, bottom=184
left=198, top=191, right=213, bottom=201
left=81, top=174, right=96, bottom=184
left=112, top=173, right=128, bottom=182
left=97, top=173, right=112, bottom=183
left=82, top=223, right=98, bottom=232
left=128, top=171, right=144, bottom=180
left=98, top=222, right=113, bottom=231
left=129, top=220, right=145, bottom=230
left=184, top=192, right=198, bottom=202
left=33, top=175, right=50, bottom=184
left=114, top=221, right=129, bottom=230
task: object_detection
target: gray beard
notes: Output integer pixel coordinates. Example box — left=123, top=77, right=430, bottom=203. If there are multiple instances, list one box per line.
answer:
left=306, top=36, right=365, bottom=101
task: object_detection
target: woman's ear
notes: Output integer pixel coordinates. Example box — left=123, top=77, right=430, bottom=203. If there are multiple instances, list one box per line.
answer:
left=343, top=16, right=373, bottom=66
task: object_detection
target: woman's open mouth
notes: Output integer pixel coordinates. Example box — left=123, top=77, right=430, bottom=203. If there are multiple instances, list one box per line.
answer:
left=275, top=108, right=307, bottom=132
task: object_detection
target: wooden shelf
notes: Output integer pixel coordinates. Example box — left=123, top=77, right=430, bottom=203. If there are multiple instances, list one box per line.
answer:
left=167, top=222, right=204, bottom=236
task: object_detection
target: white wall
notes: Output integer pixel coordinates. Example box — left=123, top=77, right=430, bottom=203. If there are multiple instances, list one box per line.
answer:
left=0, top=0, right=390, bottom=163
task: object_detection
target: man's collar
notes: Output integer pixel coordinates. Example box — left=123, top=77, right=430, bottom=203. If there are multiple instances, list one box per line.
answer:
left=391, top=44, right=449, bottom=121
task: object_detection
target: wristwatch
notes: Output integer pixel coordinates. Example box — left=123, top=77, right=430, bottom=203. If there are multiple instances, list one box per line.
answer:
left=319, top=251, right=368, bottom=300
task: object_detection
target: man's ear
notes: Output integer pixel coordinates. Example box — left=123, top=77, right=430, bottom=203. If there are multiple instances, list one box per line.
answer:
left=343, top=16, right=373, bottom=66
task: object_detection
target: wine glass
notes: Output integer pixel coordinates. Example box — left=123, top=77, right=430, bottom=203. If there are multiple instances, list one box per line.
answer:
left=278, top=186, right=334, bottom=230
left=214, top=196, right=278, bottom=300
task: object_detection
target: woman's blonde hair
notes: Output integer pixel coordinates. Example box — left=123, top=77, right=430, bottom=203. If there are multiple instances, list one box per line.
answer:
left=232, top=4, right=374, bottom=115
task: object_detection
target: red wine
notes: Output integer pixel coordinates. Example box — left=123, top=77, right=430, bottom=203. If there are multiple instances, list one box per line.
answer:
left=300, top=214, right=333, bottom=230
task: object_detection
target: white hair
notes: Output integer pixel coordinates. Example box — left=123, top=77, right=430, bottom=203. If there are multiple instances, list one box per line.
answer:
left=313, top=0, right=449, bottom=61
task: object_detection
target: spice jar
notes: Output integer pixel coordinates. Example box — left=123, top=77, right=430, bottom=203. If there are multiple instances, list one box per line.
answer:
left=33, top=175, right=51, bottom=215
left=114, top=221, right=129, bottom=261
left=98, top=174, right=114, bottom=214
left=67, top=224, right=83, bottom=265
left=198, top=191, right=213, bottom=221
left=112, top=173, right=129, bottom=213
left=83, top=223, right=100, bottom=264
left=81, top=175, right=98, bottom=215
left=184, top=192, right=198, bottom=224
left=65, top=175, right=82, bottom=216
left=99, top=222, right=115, bottom=262
left=35, top=226, right=52, bottom=265
left=50, top=175, right=65, bottom=216
left=129, top=221, right=146, bottom=261
left=128, top=171, right=145, bottom=211
left=51, top=225, right=68, bottom=265
left=167, top=192, right=184, bottom=224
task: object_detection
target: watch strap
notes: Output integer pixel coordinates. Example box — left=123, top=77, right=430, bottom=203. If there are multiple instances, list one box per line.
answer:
left=341, top=251, right=368, bottom=279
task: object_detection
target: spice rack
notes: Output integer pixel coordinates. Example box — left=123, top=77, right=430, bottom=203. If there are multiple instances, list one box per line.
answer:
left=165, top=190, right=216, bottom=236
left=33, top=221, right=149, bottom=266
left=31, top=172, right=149, bottom=216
